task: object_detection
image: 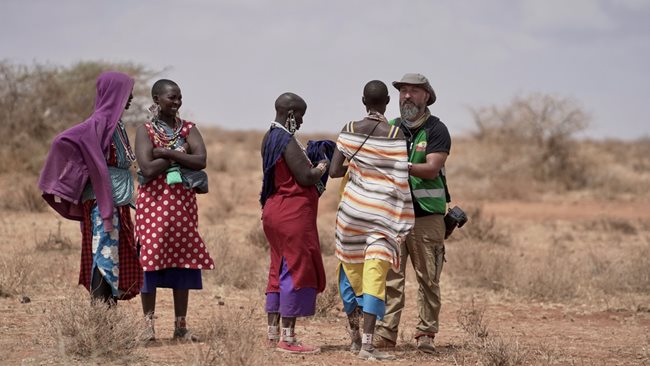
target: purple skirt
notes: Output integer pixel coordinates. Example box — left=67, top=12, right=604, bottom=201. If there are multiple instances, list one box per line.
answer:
left=265, top=257, right=317, bottom=317
left=141, top=268, right=202, bottom=294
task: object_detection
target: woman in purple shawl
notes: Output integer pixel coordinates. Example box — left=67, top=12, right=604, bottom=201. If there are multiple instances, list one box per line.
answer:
left=38, top=71, right=143, bottom=303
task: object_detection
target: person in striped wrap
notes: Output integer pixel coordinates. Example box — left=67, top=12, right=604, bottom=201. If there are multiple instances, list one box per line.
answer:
left=329, top=80, right=415, bottom=361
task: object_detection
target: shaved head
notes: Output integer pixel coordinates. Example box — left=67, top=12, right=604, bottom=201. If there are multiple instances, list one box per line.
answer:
left=152, top=79, right=179, bottom=97
left=363, top=80, right=389, bottom=106
left=274, top=92, right=307, bottom=114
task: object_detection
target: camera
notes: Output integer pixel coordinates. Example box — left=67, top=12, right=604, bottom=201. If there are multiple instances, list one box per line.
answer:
left=444, top=206, right=468, bottom=239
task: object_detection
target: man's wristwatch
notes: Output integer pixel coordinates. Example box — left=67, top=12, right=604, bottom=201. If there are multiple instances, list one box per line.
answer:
left=407, top=162, right=413, bottom=172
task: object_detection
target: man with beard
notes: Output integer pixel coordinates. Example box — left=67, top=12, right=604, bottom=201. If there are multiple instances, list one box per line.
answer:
left=374, top=73, right=451, bottom=354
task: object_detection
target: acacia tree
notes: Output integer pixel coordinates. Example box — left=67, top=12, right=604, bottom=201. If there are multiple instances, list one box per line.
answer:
left=470, top=93, right=591, bottom=189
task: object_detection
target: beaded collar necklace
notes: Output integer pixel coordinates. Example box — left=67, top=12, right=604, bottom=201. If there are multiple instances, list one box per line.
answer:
left=151, top=117, right=183, bottom=148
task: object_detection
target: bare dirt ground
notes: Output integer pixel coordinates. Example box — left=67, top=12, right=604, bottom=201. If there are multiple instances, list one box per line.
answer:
left=2, top=197, right=649, bottom=366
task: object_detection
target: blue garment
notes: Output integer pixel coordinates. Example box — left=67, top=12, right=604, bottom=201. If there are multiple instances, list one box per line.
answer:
left=141, top=268, right=202, bottom=293
left=90, top=205, right=121, bottom=296
left=260, top=126, right=292, bottom=207
left=306, top=139, right=336, bottom=186
left=338, top=265, right=386, bottom=319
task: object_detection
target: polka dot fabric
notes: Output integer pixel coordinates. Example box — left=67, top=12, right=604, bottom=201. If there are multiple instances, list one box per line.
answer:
left=135, top=121, right=214, bottom=272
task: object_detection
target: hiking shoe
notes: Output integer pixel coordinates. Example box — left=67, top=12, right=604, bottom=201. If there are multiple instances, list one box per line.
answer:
left=416, top=335, right=436, bottom=354
left=348, top=328, right=362, bottom=352
left=276, top=340, right=321, bottom=354
left=173, top=327, right=200, bottom=342
left=358, top=347, right=396, bottom=361
left=373, top=335, right=396, bottom=349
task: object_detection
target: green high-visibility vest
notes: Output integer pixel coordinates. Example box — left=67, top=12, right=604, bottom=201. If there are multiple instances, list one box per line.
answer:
left=390, top=118, right=448, bottom=214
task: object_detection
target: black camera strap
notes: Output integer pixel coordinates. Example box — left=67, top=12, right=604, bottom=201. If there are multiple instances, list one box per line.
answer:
left=348, top=121, right=381, bottom=162
left=440, top=170, right=452, bottom=203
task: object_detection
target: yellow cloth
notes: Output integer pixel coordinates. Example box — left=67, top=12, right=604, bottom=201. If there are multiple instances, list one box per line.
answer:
left=340, top=258, right=390, bottom=300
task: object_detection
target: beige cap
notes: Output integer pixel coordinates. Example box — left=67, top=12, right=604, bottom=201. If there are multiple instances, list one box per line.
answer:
left=392, top=73, right=436, bottom=105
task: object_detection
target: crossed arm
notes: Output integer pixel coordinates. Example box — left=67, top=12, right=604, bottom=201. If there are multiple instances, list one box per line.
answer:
left=135, top=125, right=207, bottom=181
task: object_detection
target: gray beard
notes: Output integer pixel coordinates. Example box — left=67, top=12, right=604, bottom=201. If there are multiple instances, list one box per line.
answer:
left=400, top=103, right=420, bottom=121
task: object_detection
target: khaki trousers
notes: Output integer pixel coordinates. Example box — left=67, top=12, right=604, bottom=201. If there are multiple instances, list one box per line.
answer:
left=375, top=214, right=446, bottom=342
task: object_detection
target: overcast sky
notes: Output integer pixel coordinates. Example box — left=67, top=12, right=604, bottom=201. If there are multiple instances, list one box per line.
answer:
left=2, top=0, right=649, bottom=139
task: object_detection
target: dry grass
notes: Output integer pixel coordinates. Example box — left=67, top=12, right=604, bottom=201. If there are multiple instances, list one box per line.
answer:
left=0, top=253, right=33, bottom=297
left=42, top=291, right=148, bottom=362
left=315, top=279, right=340, bottom=318
left=448, top=216, right=650, bottom=304
left=189, top=307, right=272, bottom=366
left=451, top=206, right=510, bottom=246
left=34, top=220, right=74, bottom=251
left=456, top=301, right=530, bottom=366
left=318, top=229, right=336, bottom=256
left=581, top=217, right=638, bottom=236
left=0, top=174, right=47, bottom=212
left=204, top=230, right=265, bottom=289
left=203, top=178, right=246, bottom=223
left=246, top=224, right=268, bottom=252
left=456, top=300, right=489, bottom=339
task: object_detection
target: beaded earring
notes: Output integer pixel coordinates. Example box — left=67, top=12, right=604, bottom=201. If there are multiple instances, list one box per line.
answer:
left=286, top=110, right=297, bottom=134
left=148, top=104, right=161, bottom=119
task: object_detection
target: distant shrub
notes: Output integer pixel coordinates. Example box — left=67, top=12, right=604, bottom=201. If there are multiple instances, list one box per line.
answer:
left=455, top=206, right=510, bottom=246
left=0, top=179, right=47, bottom=212
left=470, top=93, right=591, bottom=191
left=204, top=230, right=265, bottom=289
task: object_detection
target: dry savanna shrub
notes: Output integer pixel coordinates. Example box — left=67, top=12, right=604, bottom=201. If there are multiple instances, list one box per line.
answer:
left=517, top=245, right=579, bottom=301
left=478, top=336, right=529, bottom=366
left=204, top=230, right=265, bottom=289
left=585, top=245, right=650, bottom=295
left=0, top=61, right=157, bottom=174
left=457, top=300, right=489, bottom=339
left=189, top=307, right=271, bottom=366
left=315, top=279, right=340, bottom=318
left=205, top=180, right=245, bottom=222
left=581, top=217, right=638, bottom=236
left=457, top=301, right=529, bottom=366
left=204, top=129, right=264, bottom=174
left=447, top=237, right=514, bottom=291
left=0, top=253, right=33, bottom=297
left=468, top=93, right=591, bottom=195
left=454, top=206, right=510, bottom=246
left=42, top=292, right=147, bottom=362
left=0, top=175, right=47, bottom=212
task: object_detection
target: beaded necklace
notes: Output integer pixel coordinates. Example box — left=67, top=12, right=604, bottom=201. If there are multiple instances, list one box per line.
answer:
left=151, top=117, right=183, bottom=149
left=115, top=120, right=136, bottom=162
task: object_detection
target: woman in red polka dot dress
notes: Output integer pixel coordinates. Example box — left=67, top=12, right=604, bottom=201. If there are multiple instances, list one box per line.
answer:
left=134, top=79, right=214, bottom=341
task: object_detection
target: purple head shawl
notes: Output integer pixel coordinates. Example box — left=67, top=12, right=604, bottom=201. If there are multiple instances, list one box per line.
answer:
left=38, top=71, right=134, bottom=232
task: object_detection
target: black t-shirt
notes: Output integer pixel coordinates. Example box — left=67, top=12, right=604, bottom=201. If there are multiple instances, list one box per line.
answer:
left=399, top=115, right=451, bottom=217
